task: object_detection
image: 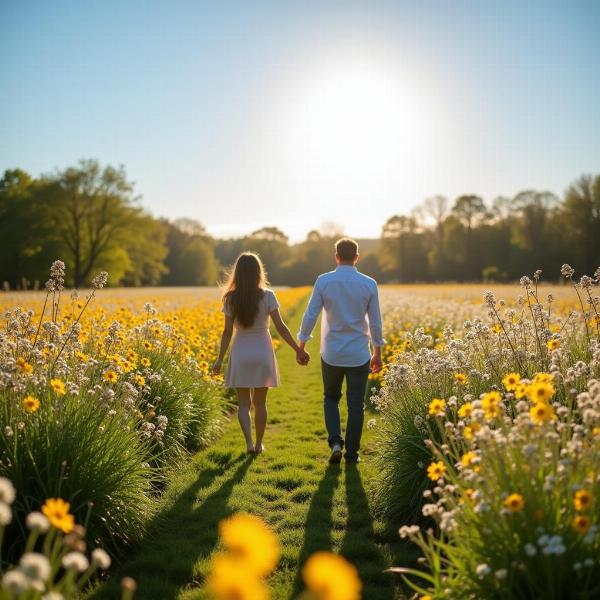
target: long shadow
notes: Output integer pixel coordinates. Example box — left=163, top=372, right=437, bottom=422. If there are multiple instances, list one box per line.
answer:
left=93, top=452, right=253, bottom=599
left=291, top=464, right=341, bottom=598
left=340, top=463, right=395, bottom=599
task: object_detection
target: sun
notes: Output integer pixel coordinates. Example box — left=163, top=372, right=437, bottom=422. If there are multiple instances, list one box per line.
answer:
left=283, top=57, right=434, bottom=179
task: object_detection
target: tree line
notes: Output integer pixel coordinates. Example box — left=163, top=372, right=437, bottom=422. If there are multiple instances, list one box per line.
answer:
left=1, top=159, right=598, bottom=289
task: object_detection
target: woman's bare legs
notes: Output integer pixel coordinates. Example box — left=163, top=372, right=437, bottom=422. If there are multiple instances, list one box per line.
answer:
left=236, top=388, right=254, bottom=452
left=252, top=387, right=268, bottom=452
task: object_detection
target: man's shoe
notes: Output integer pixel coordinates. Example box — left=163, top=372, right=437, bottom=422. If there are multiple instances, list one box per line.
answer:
left=329, top=444, right=343, bottom=464
left=345, top=455, right=361, bottom=464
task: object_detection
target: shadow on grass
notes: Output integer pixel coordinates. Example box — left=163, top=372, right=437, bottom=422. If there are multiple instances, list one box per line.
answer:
left=341, top=463, right=394, bottom=599
left=292, top=464, right=341, bottom=597
left=92, top=452, right=253, bottom=600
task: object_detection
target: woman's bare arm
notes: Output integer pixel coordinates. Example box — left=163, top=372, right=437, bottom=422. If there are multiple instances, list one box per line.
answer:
left=212, top=315, right=234, bottom=373
left=270, top=309, right=310, bottom=364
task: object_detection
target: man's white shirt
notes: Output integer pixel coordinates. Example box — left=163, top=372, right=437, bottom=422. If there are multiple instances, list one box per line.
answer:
left=298, top=265, right=385, bottom=367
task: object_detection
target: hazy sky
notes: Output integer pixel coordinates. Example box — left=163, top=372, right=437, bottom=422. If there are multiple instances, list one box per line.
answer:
left=2, top=1, right=599, bottom=241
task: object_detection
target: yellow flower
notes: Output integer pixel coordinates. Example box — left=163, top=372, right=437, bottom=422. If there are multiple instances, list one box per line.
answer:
left=302, top=551, right=361, bottom=600
left=140, top=357, right=151, bottom=367
left=49, top=378, right=66, bottom=396
left=427, top=461, right=446, bottom=481
left=207, top=554, right=269, bottom=600
left=529, top=402, right=556, bottom=425
left=572, top=515, right=591, bottom=534
left=514, top=382, right=529, bottom=399
left=461, top=451, right=477, bottom=468
left=42, top=498, right=75, bottom=533
left=134, top=374, right=145, bottom=387
left=527, top=381, right=555, bottom=404
left=491, top=323, right=502, bottom=334
left=574, top=490, right=592, bottom=511
left=103, top=370, right=118, bottom=383
left=503, top=493, right=524, bottom=512
left=22, top=395, right=40, bottom=413
left=463, top=422, right=481, bottom=440
left=502, top=372, right=521, bottom=391
left=219, top=513, right=280, bottom=577
left=16, top=357, right=33, bottom=374
left=481, top=391, right=502, bottom=420
left=546, top=339, right=560, bottom=350
left=454, top=373, right=467, bottom=385
left=143, top=341, right=153, bottom=350
left=457, top=402, right=473, bottom=418
left=428, top=398, right=446, bottom=416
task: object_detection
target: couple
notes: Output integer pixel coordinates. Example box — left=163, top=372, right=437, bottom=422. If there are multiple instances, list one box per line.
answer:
left=212, top=238, right=384, bottom=463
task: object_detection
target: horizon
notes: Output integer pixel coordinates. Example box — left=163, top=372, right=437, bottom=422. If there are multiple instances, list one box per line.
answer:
left=2, top=1, right=599, bottom=242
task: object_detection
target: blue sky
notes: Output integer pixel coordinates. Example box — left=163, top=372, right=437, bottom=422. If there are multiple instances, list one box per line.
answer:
left=1, top=1, right=599, bottom=240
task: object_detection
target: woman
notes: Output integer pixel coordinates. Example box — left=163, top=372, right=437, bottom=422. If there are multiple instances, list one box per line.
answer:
left=212, top=253, right=309, bottom=454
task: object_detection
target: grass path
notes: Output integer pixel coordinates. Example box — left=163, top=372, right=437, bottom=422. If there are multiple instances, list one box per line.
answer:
left=94, top=301, right=403, bottom=599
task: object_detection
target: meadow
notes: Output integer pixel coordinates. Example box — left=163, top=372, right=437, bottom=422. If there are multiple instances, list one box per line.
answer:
left=0, top=263, right=598, bottom=599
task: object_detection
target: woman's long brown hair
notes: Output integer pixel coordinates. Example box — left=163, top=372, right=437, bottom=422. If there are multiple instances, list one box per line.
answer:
left=222, top=252, right=268, bottom=327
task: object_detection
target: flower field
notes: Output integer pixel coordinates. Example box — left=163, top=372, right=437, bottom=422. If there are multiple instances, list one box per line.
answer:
left=370, top=268, right=600, bottom=598
left=0, top=261, right=309, bottom=597
left=2, top=260, right=599, bottom=599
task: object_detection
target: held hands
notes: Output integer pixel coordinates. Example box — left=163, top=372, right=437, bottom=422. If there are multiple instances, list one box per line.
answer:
left=296, top=341, right=310, bottom=366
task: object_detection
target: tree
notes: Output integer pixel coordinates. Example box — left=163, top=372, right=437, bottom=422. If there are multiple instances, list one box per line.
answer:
left=44, top=159, right=147, bottom=286
left=452, top=195, right=487, bottom=279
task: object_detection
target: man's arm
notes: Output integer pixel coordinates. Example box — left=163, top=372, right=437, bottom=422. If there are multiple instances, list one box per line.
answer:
left=297, top=279, right=323, bottom=348
left=367, top=283, right=385, bottom=373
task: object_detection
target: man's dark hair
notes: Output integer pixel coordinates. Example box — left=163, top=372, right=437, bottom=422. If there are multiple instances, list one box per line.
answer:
left=335, top=238, right=359, bottom=262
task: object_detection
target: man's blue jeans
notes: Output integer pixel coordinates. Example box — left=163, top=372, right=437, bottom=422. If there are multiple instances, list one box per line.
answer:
left=321, top=358, right=370, bottom=462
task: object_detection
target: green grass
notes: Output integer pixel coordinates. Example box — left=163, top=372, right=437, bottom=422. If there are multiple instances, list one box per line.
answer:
left=92, top=302, right=412, bottom=600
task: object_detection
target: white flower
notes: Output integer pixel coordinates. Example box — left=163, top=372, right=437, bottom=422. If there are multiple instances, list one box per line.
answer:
left=42, top=594, right=64, bottom=600
left=495, top=569, right=508, bottom=580
left=476, top=563, right=491, bottom=577
left=0, top=502, right=12, bottom=526
left=2, top=570, right=30, bottom=594
left=26, top=511, right=50, bottom=533
left=91, top=548, right=111, bottom=570
left=62, top=552, right=89, bottom=572
left=20, top=552, right=51, bottom=582
left=524, top=543, right=537, bottom=557
left=0, top=477, right=16, bottom=504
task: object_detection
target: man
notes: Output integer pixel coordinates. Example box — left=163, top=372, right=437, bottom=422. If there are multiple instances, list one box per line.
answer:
left=298, top=238, right=384, bottom=464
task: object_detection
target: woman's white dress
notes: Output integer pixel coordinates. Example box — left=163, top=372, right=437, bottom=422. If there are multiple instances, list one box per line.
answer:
left=224, top=289, right=281, bottom=388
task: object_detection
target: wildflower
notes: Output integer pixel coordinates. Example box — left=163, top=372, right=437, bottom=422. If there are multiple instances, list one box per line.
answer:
left=427, top=461, right=446, bottom=481
left=481, top=391, right=502, bottom=420
left=143, top=341, right=153, bottom=350
left=463, top=422, right=481, bottom=440
left=461, top=451, right=477, bottom=468
left=26, top=512, right=50, bottom=533
left=514, top=382, right=529, bottom=399
left=458, top=402, right=473, bottom=418
left=49, top=378, right=66, bottom=396
left=476, top=563, right=491, bottom=577
left=302, top=551, right=361, bottom=600
left=20, top=553, right=51, bottom=583
left=42, top=498, right=75, bottom=533
left=527, top=381, right=555, bottom=404
left=2, top=570, right=30, bottom=594
left=532, top=372, right=554, bottom=385
left=572, top=515, right=591, bottom=535
left=140, top=357, right=151, bottom=367
left=503, top=493, right=525, bottom=512
left=0, top=477, right=16, bottom=504
left=103, top=370, right=118, bottom=383
left=529, top=402, right=556, bottom=425
left=454, top=373, right=467, bottom=385
left=546, top=339, right=560, bottom=351
left=91, top=548, right=112, bottom=570
left=574, top=490, right=593, bottom=511
left=207, top=554, right=269, bottom=600
left=62, top=551, right=89, bottom=572
left=134, top=374, right=145, bottom=387
left=219, top=513, right=280, bottom=576
left=22, top=395, right=41, bottom=413
left=428, top=398, right=446, bottom=416
left=502, top=372, right=521, bottom=391
left=561, top=264, right=575, bottom=278
left=16, top=357, right=33, bottom=374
